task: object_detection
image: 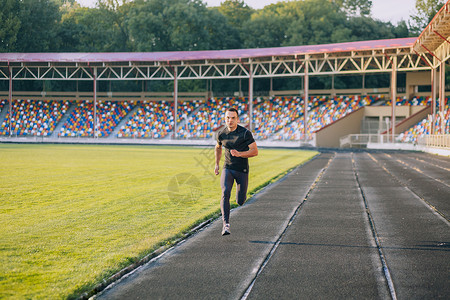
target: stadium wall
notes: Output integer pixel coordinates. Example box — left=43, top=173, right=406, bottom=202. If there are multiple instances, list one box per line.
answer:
left=315, top=107, right=365, bottom=148
left=365, top=106, right=428, bottom=123
left=406, top=71, right=431, bottom=98
left=386, top=106, right=432, bottom=135
left=314, top=105, right=432, bottom=148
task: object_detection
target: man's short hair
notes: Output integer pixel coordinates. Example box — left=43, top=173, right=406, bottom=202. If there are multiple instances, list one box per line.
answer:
left=226, top=107, right=239, bottom=117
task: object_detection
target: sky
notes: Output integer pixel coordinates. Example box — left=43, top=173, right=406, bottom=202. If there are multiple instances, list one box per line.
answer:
left=77, top=0, right=418, bottom=24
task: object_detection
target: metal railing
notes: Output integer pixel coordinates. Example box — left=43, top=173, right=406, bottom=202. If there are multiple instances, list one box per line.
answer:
left=340, top=133, right=450, bottom=150
left=340, top=134, right=400, bottom=148
left=418, top=135, right=450, bottom=149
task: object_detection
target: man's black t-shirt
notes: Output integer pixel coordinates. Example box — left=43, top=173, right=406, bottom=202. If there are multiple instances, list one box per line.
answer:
left=216, top=125, right=255, bottom=173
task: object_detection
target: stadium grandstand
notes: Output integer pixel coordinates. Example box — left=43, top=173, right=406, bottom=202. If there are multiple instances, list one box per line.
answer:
left=0, top=5, right=449, bottom=154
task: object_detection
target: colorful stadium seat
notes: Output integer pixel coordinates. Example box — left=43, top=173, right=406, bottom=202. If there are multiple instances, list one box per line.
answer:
left=0, top=99, right=68, bottom=136
left=118, top=100, right=177, bottom=139
left=59, top=100, right=132, bottom=137
left=385, top=96, right=431, bottom=106
left=273, top=95, right=375, bottom=141
left=0, top=95, right=445, bottom=143
left=177, top=97, right=250, bottom=139
left=398, top=101, right=449, bottom=143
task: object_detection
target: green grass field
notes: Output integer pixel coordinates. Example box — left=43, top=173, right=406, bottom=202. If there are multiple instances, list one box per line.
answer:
left=0, top=144, right=318, bottom=299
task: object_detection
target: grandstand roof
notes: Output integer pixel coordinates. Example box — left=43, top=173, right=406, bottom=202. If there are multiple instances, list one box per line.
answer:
left=0, top=38, right=416, bottom=63
left=413, top=0, right=450, bottom=66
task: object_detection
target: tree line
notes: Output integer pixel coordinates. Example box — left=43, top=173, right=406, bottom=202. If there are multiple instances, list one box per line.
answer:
left=0, top=0, right=445, bottom=93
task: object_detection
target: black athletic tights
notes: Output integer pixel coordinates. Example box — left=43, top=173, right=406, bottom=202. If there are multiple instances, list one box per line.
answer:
left=220, top=168, right=249, bottom=225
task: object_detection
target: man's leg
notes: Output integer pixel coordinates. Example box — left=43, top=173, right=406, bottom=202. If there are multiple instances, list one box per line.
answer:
left=233, top=170, right=249, bottom=206
left=220, top=168, right=234, bottom=225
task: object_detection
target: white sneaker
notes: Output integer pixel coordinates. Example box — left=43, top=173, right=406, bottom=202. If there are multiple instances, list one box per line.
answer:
left=222, top=223, right=230, bottom=236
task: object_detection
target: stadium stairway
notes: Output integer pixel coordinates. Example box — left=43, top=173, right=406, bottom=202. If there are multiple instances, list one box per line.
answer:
left=108, top=105, right=141, bottom=139
left=50, top=103, right=77, bottom=138
left=166, top=101, right=206, bottom=140
left=0, top=103, right=9, bottom=126
left=269, top=116, right=303, bottom=141
left=371, top=99, right=386, bottom=106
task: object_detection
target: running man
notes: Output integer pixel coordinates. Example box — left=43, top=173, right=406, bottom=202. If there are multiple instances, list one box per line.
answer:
left=214, top=107, right=258, bottom=236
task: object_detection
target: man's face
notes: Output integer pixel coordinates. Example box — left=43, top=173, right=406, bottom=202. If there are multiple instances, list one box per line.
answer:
left=225, top=110, right=238, bottom=131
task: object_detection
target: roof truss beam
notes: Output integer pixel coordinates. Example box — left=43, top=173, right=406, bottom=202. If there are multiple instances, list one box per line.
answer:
left=0, top=50, right=431, bottom=81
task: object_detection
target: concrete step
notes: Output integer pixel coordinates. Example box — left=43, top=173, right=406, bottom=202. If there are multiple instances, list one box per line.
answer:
left=109, top=104, right=141, bottom=138
left=0, top=102, right=9, bottom=126
left=51, top=103, right=77, bottom=138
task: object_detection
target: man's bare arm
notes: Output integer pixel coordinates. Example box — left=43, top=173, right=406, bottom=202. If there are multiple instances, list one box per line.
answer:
left=230, top=142, right=258, bottom=158
left=214, top=143, right=222, bottom=175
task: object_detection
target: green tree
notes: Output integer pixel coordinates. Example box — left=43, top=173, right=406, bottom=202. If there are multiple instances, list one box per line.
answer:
left=0, top=0, right=21, bottom=52
left=409, top=0, right=445, bottom=35
left=216, top=0, right=254, bottom=30
left=240, top=2, right=293, bottom=48
left=59, top=2, right=132, bottom=52
left=242, top=0, right=409, bottom=49
left=97, top=0, right=132, bottom=51
left=205, top=8, right=241, bottom=50
left=126, top=0, right=238, bottom=51
left=333, top=0, right=372, bottom=17
left=58, top=8, right=86, bottom=51
left=14, top=0, right=62, bottom=52
left=240, top=0, right=409, bottom=91
left=392, top=20, right=410, bottom=38
left=125, top=0, right=167, bottom=51
left=347, top=17, right=396, bottom=41
left=164, top=0, right=211, bottom=51
left=59, top=7, right=111, bottom=51
left=55, top=0, right=78, bottom=13
left=289, top=0, right=349, bottom=45
left=242, top=0, right=351, bottom=47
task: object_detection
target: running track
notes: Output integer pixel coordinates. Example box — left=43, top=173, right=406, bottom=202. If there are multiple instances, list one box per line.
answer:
left=95, top=151, right=450, bottom=299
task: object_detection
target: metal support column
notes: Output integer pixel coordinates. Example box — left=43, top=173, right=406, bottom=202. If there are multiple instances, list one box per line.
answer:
left=93, top=67, right=97, bottom=138
left=439, top=61, right=445, bottom=133
left=390, top=56, right=397, bottom=142
left=174, top=67, right=178, bottom=139
left=8, top=63, right=12, bottom=136
left=431, top=67, right=437, bottom=134
left=304, top=60, right=309, bottom=142
left=249, top=63, right=254, bottom=131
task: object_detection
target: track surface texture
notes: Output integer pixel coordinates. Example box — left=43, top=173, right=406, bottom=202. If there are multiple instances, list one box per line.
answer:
left=95, top=151, right=449, bottom=300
